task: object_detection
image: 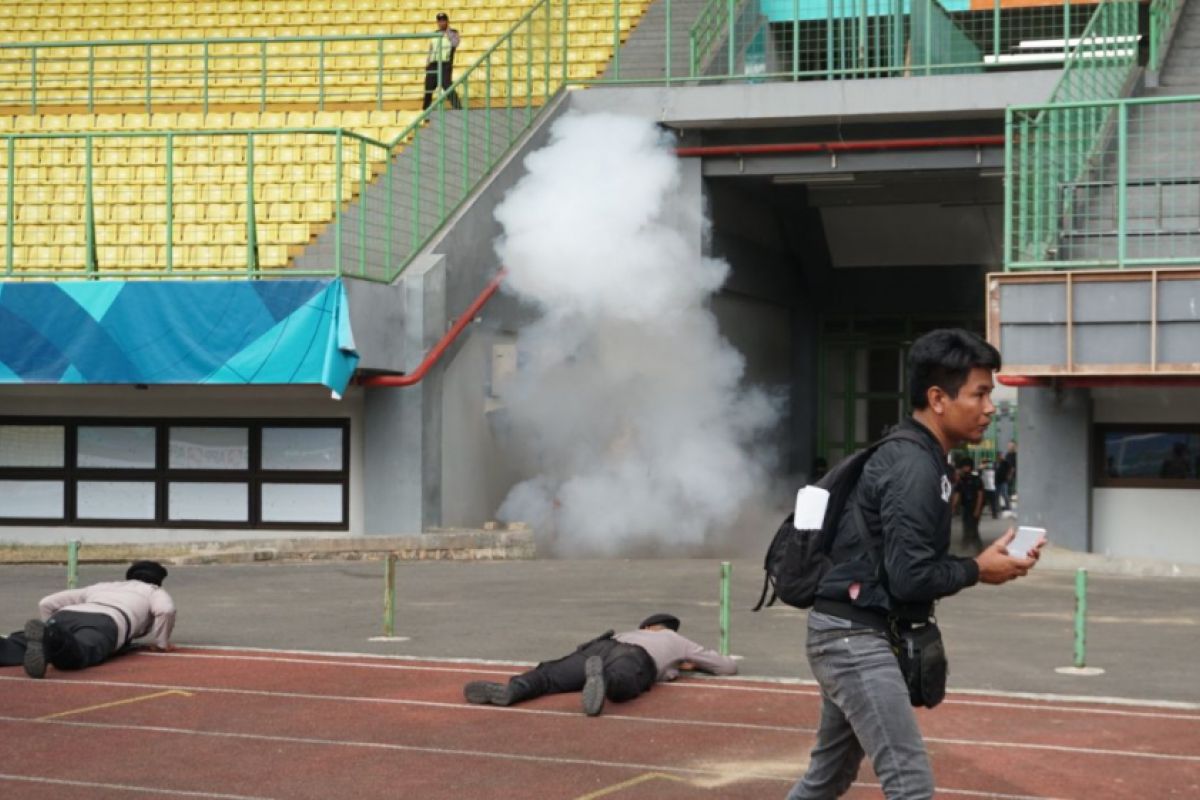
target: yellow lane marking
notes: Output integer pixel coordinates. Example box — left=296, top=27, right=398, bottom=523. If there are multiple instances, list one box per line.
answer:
left=573, top=772, right=690, bottom=800
left=38, top=689, right=194, bottom=721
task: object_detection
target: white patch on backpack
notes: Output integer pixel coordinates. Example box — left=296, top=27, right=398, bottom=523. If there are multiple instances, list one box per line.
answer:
left=940, top=475, right=952, bottom=503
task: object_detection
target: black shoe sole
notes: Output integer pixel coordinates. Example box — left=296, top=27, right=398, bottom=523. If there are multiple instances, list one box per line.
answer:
left=464, top=681, right=500, bottom=704
left=23, top=619, right=46, bottom=679
left=582, top=656, right=605, bottom=717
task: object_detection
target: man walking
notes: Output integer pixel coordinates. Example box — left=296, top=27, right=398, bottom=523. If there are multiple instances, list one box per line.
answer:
left=1, top=560, right=176, bottom=678
left=951, top=456, right=985, bottom=552
left=462, top=612, right=736, bottom=716
left=995, top=441, right=1016, bottom=513
left=980, top=458, right=998, bottom=519
left=422, top=12, right=461, bottom=110
left=787, top=329, right=1042, bottom=800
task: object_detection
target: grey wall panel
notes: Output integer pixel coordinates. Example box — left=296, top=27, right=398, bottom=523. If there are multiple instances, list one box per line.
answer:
left=1000, top=324, right=1067, bottom=366
left=1073, top=282, right=1151, bottom=323
left=1158, top=280, right=1200, bottom=321
left=1158, top=322, right=1200, bottom=363
left=1074, top=323, right=1151, bottom=364
left=999, top=283, right=1066, bottom=323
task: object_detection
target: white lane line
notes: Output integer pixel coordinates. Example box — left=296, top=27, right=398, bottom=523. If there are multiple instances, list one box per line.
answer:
left=0, top=717, right=1062, bottom=798
left=0, top=676, right=815, bottom=736
left=0, top=773, right=276, bottom=800
left=2, top=678, right=1196, bottom=763
left=138, top=649, right=1200, bottom=718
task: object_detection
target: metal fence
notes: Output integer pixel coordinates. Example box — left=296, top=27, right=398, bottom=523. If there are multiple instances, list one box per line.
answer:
left=1149, top=0, right=1185, bottom=73
left=0, top=33, right=443, bottom=115
left=0, top=0, right=569, bottom=281
left=1006, top=95, right=1200, bottom=270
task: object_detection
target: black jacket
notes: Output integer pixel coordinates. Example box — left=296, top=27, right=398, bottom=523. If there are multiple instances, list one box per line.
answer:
left=816, top=417, right=980, bottom=622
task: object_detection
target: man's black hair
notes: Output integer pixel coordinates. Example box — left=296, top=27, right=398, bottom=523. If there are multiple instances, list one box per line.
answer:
left=907, top=329, right=1001, bottom=410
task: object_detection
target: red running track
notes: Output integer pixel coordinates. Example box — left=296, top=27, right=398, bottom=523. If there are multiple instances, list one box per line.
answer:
left=0, top=647, right=1197, bottom=799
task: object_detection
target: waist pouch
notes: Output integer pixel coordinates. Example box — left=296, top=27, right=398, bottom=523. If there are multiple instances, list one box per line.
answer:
left=894, top=622, right=947, bottom=709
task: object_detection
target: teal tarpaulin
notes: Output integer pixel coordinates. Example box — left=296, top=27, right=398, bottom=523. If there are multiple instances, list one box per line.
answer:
left=0, top=279, right=359, bottom=394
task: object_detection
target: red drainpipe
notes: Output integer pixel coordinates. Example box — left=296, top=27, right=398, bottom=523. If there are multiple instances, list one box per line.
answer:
left=999, top=375, right=1200, bottom=388
left=359, top=135, right=1006, bottom=388
left=358, top=269, right=507, bottom=387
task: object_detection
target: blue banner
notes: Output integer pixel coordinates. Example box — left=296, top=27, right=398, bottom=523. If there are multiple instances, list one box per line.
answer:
left=0, top=279, right=359, bottom=393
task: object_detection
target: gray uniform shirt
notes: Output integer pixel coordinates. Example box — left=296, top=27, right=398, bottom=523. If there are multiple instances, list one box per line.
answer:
left=613, top=628, right=738, bottom=682
left=39, top=580, right=176, bottom=650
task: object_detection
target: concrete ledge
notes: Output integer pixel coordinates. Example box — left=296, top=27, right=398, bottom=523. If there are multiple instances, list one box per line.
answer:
left=1036, top=545, right=1200, bottom=579
left=0, top=527, right=536, bottom=566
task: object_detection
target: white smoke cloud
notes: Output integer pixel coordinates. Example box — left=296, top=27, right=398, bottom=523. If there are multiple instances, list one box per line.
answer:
left=493, top=112, right=779, bottom=555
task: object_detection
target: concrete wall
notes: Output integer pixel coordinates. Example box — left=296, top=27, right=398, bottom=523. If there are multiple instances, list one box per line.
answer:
left=0, top=385, right=364, bottom=544
left=1016, top=386, right=1091, bottom=553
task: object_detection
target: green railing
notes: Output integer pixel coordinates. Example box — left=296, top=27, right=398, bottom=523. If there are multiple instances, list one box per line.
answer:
left=0, top=33, right=441, bottom=115
left=1006, top=95, right=1200, bottom=271
left=1149, top=0, right=1185, bottom=73
left=596, top=0, right=1107, bottom=83
left=0, top=0, right=569, bottom=282
left=1005, top=0, right=1140, bottom=269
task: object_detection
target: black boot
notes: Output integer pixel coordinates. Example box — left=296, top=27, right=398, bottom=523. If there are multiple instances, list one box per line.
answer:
left=581, top=656, right=606, bottom=717
left=22, top=619, right=46, bottom=679
left=463, top=676, right=539, bottom=707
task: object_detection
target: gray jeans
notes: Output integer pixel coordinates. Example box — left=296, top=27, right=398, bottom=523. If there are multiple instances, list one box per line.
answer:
left=787, top=620, right=934, bottom=800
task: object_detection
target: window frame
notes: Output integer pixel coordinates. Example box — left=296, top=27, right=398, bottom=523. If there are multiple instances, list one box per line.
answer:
left=0, top=417, right=350, bottom=529
left=1093, top=423, right=1200, bottom=490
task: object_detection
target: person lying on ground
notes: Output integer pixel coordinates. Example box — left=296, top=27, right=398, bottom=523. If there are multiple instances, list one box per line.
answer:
left=0, top=560, right=177, bottom=679
left=462, top=612, right=736, bottom=717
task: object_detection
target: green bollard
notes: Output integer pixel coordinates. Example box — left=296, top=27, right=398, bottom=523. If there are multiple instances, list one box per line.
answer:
left=67, top=539, right=80, bottom=589
left=1073, top=567, right=1087, bottom=668
left=384, top=553, right=397, bottom=638
left=719, top=561, right=731, bottom=656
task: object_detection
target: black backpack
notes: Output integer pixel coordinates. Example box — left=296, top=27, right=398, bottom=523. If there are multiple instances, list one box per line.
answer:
left=752, top=428, right=926, bottom=611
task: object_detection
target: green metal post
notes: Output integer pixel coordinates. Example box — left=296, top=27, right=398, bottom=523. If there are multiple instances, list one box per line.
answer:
left=67, top=540, right=80, bottom=590
left=1116, top=101, right=1127, bottom=267
left=526, top=16, right=533, bottom=125
left=376, top=38, right=384, bottom=110
left=719, top=561, right=732, bottom=656
left=202, top=42, right=210, bottom=114
left=613, top=0, right=621, bottom=79
left=145, top=44, right=153, bottom=113
left=1073, top=567, right=1087, bottom=668
left=992, top=0, right=1000, bottom=60
left=386, top=156, right=393, bottom=279
left=462, top=78, right=470, bottom=194
left=260, top=40, right=268, bottom=111
left=411, top=133, right=420, bottom=251
left=85, top=135, right=96, bottom=276
left=384, top=553, right=397, bottom=638
left=792, top=0, right=799, bottom=79
left=335, top=129, right=343, bottom=274
left=1003, top=110, right=1013, bottom=269
left=6, top=137, right=13, bottom=275
left=359, top=137, right=366, bottom=278
left=826, top=0, right=834, bottom=78
left=666, top=0, right=673, bottom=81
left=438, top=90, right=446, bottom=221
left=87, top=45, right=95, bottom=113
left=507, top=35, right=514, bottom=144
left=247, top=133, right=258, bottom=275
left=727, top=0, right=735, bottom=75
left=318, top=40, right=326, bottom=110
left=30, top=48, right=37, bottom=114
left=166, top=133, right=174, bottom=272
left=485, top=54, right=493, bottom=166
left=563, top=0, right=570, bottom=85
left=690, top=35, right=696, bottom=76
left=1063, top=0, right=1070, bottom=62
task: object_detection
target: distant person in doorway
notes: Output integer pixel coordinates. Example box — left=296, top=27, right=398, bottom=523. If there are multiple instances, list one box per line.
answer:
left=951, top=456, right=985, bottom=552
left=980, top=458, right=998, bottom=519
left=462, top=613, right=736, bottom=716
left=995, top=442, right=1015, bottom=513
left=1160, top=441, right=1192, bottom=479
left=0, top=561, right=176, bottom=679
left=422, top=12, right=461, bottom=110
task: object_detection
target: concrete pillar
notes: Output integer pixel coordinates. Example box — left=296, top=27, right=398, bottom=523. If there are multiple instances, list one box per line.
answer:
left=362, top=257, right=446, bottom=535
left=1017, top=386, right=1092, bottom=553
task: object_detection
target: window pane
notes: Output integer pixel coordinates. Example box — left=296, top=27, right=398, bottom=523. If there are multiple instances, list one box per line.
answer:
left=261, top=483, right=343, bottom=523
left=1103, top=431, right=1200, bottom=480
left=0, top=480, right=64, bottom=519
left=77, top=481, right=156, bottom=520
left=0, top=425, right=64, bottom=467
left=169, top=482, right=248, bottom=522
left=261, top=427, right=343, bottom=471
left=169, top=427, right=249, bottom=470
left=77, top=426, right=156, bottom=469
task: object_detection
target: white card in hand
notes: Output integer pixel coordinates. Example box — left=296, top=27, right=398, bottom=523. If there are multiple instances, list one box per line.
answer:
left=794, top=485, right=831, bottom=530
